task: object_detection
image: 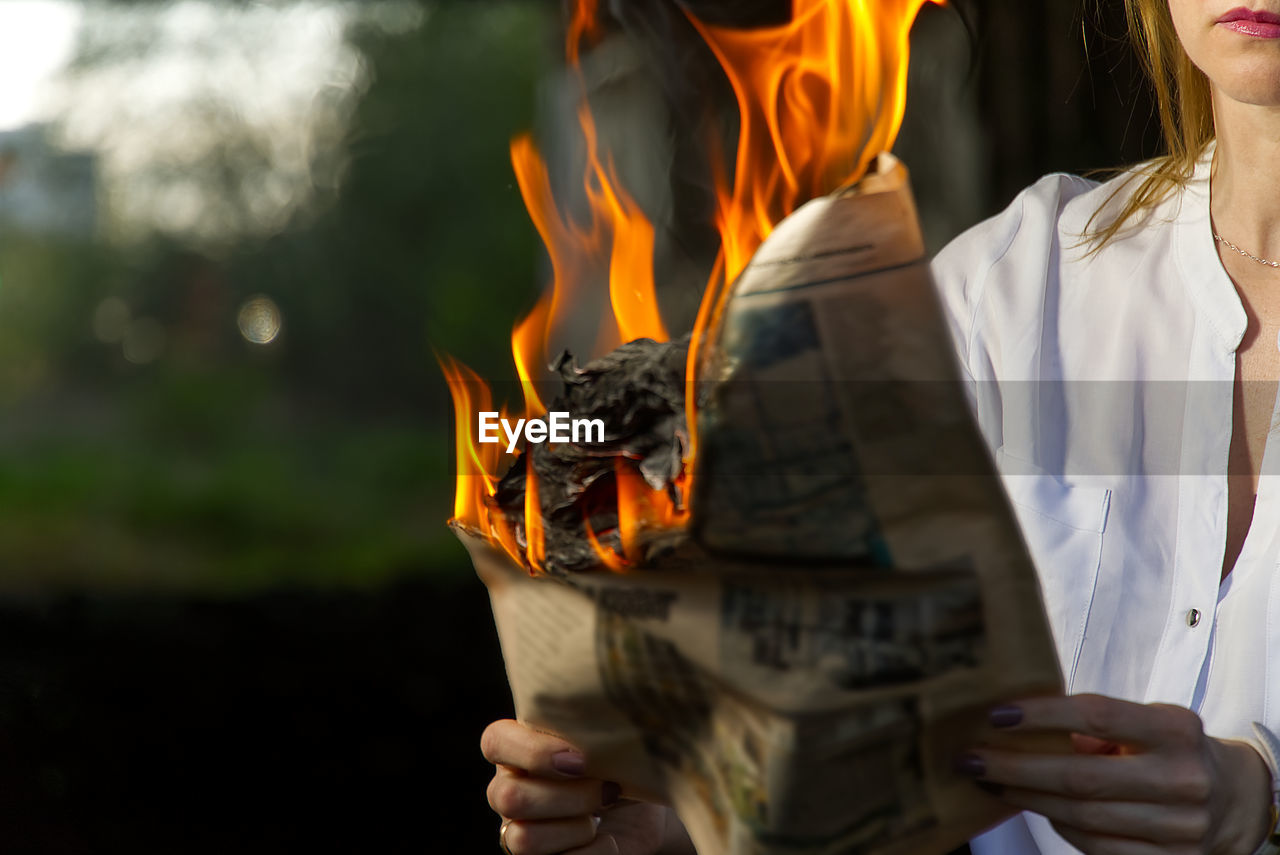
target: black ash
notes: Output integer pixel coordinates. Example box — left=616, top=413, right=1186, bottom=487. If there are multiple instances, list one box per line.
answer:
left=492, top=335, right=691, bottom=575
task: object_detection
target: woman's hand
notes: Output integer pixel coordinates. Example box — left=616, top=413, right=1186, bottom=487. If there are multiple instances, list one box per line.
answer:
left=959, top=694, right=1273, bottom=855
left=482, top=718, right=684, bottom=855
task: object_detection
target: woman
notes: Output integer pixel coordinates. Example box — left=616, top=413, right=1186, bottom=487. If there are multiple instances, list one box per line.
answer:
left=480, top=0, right=1280, bottom=852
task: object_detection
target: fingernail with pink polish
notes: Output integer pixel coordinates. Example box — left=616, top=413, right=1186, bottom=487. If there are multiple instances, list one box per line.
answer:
left=552, top=750, right=586, bottom=776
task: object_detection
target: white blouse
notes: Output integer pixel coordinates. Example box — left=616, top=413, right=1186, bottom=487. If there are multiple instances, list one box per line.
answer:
left=930, top=143, right=1280, bottom=855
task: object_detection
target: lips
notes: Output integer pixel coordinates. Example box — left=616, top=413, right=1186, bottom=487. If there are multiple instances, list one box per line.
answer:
left=1218, top=6, right=1280, bottom=36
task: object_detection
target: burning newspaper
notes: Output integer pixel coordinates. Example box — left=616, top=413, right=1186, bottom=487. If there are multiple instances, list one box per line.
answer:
left=443, top=1, right=1065, bottom=852
left=455, top=155, right=1064, bottom=855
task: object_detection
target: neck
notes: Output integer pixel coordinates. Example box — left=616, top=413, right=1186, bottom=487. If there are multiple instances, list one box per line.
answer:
left=1210, top=92, right=1280, bottom=260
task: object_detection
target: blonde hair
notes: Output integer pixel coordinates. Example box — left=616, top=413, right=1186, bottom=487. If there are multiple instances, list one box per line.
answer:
left=1085, top=0, right=1215, bottom=249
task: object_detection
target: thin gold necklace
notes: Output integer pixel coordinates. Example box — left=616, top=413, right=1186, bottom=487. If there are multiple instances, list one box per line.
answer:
left=1214, top=232, right=1280, bottom=268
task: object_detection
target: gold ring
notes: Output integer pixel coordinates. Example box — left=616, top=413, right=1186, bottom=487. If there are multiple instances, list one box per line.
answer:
left=499, top=819, right=515, bottom=855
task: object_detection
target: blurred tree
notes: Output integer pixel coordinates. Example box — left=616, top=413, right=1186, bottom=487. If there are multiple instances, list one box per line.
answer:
left=0, top=2, right=559, bottom=592
left=226, top=2, right=557, bottom=417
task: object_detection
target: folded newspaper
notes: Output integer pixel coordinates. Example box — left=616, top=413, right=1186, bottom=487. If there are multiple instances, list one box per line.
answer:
left=459, top=154, right=1065, bottom=855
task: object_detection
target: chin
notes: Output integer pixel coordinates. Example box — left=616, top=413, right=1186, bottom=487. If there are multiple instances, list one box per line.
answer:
left=1212, top=68, right=1280, bottom=106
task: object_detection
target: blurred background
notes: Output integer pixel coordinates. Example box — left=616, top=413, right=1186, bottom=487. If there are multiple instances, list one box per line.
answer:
left=0, top=0, right=1155, bottom=851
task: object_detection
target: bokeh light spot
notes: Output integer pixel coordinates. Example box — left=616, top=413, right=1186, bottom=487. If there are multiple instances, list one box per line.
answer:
left=237, top=295, right=282, bottom=345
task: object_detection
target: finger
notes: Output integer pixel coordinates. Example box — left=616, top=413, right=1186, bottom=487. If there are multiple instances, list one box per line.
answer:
left=997, top=786, right=1211, bottom=844
left=502, top=817, right=598, bottom=855
left=1052, top=823, right=1191, bottom=855
left=482, top=719, right=588, bottom=778
left=993, top=695, right=1203, bottom=749
left=965, top=749, right=1205, bottom=803
left=489, top=766, right=620, bottom=820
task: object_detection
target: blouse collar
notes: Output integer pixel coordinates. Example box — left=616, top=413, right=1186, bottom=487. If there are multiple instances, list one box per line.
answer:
left=1175, top=139, right=1249, bottom=353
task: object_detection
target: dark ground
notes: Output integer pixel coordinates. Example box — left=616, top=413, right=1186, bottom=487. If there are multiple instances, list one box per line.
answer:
left=0, top=570, right=513, bottom=853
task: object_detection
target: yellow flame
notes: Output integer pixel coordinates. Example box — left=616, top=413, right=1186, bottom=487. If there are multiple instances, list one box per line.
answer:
left=445, top=0, right=937, bottom=574
left=439, top=356, right=523, bottom=564
left=524, top=455, right=547, bottom=572
left=684, top=0, right=938, bottom=469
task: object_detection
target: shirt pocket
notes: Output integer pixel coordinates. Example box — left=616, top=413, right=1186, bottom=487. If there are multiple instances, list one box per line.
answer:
left=995, top=447, right=1112, bottom=691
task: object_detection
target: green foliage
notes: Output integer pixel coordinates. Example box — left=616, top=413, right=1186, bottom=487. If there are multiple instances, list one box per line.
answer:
left=233, top=2, right=556, bottom=413
left=0, top=410, right=459, bottom=594
left=0, top=2, right=558, bottom=594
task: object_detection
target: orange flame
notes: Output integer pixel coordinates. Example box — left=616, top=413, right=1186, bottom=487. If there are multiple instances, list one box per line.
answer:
left=702, top=0, right=936, bottom=282
left=582, top=460, right=687, bottom=572
left=524, top=455, right=547, bottom=572
left=615, top=460, right=684, bottom=562
left=445, top=0, right=935, bottom=573
left=506, top=112, right=669, bottom=424
left=440, top=356, right=522, bottom=564
left=685, top=0, right=940, bottom=462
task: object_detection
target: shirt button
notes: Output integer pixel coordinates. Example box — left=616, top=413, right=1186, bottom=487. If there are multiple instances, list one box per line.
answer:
left=1187, top=608, right=1202, bottom=628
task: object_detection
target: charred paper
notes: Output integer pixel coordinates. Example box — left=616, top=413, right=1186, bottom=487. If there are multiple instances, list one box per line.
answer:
left=492, top=335, right=692, bottom=575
